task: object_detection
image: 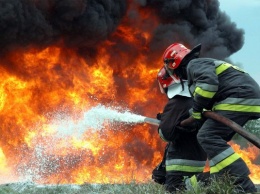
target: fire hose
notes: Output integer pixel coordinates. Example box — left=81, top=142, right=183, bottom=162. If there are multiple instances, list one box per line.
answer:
left=143, top=111, right=260, bottom=149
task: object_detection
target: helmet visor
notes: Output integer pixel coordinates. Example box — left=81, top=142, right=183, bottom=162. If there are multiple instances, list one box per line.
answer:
left=164, top=59, right=174, bottom=76
left=163, top=58, right=175, bottom=69
left=163, top=67, right=179, bottom=83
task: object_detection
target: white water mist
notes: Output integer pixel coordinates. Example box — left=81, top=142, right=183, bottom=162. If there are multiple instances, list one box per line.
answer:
left=50, top=104, right=146, bottom=137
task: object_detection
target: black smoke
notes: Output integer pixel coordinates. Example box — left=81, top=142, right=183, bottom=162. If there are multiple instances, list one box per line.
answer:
left=141, top=0, right=245, bottom=59
left=0, top=0, right=127, bottom=53
left=0, top=0, right=244, bottom=60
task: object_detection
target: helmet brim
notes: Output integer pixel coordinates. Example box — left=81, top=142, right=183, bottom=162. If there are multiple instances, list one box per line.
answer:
left=189, top=44, right=201, bottom=57
left=180, top=44, right=201, bottom=66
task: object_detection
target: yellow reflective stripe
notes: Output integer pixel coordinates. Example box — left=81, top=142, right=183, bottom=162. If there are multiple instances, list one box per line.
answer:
left=215, top=63, right=232, bottom=75
left=194, top=87, right=216, bottom=98
left=166, top=165, right=204, bottom=172
left=192, top=112, right=202, bottom=119
left=215, top=63, right=245, bottom=75
left=210, top=147, right=234, bottom=166
left=210, top=153, right=240, bottom=174
left=213, top=104, right=260, bottom=113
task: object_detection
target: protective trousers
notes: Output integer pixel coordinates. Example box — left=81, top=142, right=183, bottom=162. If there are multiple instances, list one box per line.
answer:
left=197, top=111, right=257, bottom=193
left=164, top=136, right=207, bottom=193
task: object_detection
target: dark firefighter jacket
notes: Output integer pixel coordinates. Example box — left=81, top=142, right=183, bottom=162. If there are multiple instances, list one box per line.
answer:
left=186, top=58, right=260, bottom=120
left=158, top=95, right=207, bottom=173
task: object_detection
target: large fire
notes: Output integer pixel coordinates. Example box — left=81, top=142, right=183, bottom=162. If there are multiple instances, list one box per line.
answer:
left=0, top=0, right=259, bottom=186
left=0, top=45, right=163, bottom=184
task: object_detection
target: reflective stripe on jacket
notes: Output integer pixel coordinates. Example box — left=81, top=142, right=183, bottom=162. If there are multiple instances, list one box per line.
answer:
left=187, top=58, right=260, bottom=119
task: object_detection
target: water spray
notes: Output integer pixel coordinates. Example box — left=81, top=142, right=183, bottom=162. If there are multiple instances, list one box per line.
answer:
left=50, top=104, right=159, bottom=138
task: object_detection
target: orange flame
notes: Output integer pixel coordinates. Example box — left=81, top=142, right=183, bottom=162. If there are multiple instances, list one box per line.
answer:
left=231, top=142, right=260, bottom=184
left=0, top=45, right=165, bottom=184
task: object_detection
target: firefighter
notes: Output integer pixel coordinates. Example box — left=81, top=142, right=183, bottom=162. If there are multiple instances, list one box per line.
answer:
left=152, top=66, right=208, bottom=193
left=162, top=43, right=260, bottom=193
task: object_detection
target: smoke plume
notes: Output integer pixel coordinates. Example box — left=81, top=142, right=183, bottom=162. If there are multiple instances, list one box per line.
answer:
left=0, top=0, right=127, bottom=52
left=0, top=0, right=244, bottom=60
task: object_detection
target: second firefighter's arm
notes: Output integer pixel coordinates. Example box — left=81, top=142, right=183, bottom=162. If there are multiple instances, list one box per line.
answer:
left=158, top=97, right=192, bottom=142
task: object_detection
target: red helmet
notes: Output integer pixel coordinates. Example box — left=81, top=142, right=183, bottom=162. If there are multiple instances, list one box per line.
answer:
left=157, top=66, right=180, bottom=94
left=157, top=67, right=190, bottom=98
left=163, top=43, right=201, bottom=70
left=163, top=43, right=191, bottom=69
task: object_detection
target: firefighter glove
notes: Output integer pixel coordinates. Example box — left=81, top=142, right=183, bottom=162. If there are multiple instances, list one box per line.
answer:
left=180, top=116, right=203, bottom=130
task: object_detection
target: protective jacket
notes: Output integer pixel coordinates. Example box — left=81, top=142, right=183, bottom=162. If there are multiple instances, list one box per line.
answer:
left=158, top=95, right=207, bottom=177
left=186, top=58, right=259, bottom=192
left=187, top=58, right=260, bottom=120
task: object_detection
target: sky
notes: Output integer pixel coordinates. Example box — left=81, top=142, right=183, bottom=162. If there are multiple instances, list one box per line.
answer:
left=218, top=0, right=260, bottom=85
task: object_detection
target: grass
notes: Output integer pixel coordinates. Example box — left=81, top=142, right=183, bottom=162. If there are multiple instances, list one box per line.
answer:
left=176, top=174, right=257, bottom=194
left=0, top=176, right=259, bottom=194
left=0, top=181, right=166, bottom=194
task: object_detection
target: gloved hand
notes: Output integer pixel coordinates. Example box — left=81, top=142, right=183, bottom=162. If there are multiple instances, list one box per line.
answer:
left=180, top=116, right=203, bottom=130
left=156, top=113, right=162, bottom=120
